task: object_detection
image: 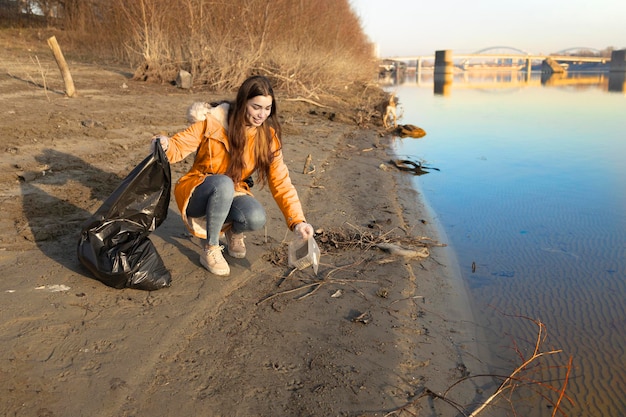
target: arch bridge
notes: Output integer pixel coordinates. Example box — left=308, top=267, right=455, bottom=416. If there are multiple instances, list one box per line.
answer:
left=387, top=46, right=609, bottom=72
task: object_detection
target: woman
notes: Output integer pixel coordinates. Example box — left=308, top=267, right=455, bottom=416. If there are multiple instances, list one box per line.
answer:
left=154, top=75, right=314, bottom=276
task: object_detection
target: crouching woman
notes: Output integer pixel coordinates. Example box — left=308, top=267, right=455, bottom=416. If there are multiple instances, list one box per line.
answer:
left=154, top=75, right=314, bottom=276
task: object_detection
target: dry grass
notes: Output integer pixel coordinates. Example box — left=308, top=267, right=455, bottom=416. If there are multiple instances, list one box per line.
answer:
left=5, top=0, right=378, bottom=99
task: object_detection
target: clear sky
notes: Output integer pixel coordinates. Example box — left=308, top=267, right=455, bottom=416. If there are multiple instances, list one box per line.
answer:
left=350, top=0, right=626, bottom=57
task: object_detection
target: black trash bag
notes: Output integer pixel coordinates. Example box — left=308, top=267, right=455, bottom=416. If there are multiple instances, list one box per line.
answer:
left=77, top=140, right=172, bottom=290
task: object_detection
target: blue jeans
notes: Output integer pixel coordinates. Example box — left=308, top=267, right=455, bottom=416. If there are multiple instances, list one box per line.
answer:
left=186, top=175, right=266, bottom=246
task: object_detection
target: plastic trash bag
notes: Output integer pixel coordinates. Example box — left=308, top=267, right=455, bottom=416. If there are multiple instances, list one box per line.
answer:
left=77, top=140, right=172, bottom=290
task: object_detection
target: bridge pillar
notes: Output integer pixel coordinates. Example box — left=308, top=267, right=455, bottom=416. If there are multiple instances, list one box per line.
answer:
left=434, top=50, right=453, bottom=75
left=434, top=50, right=453, bottom=96
left=609, top=49, right=626, bottom=72
left=523, top=58, right=532, bottom=82
left=415, top=57, right=423, bottom=85
left=608, top=49, right=626, bottom=92
left=524, top=58, right=532, bottom=72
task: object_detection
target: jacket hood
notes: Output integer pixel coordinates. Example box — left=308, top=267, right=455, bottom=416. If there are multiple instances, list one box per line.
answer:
left=187, top=102, right=230, bottom=129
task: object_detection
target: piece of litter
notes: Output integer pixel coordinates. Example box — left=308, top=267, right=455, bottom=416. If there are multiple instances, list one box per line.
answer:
left=351, top=311, right=372, bottom=324
left=5, top=290, right=16, bottom=293
left=331, top=289, right=343, bottom=298
left=35, top=284, right=71, bottom=292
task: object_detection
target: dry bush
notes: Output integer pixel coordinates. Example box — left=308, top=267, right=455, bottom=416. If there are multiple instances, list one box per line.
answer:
left=21, top=0, right=379, bottom=98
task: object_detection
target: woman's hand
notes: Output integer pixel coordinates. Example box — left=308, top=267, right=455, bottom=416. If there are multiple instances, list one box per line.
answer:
left=294, top=222, right=314, bottom=240
left=150, top=134, right=169, bottom=152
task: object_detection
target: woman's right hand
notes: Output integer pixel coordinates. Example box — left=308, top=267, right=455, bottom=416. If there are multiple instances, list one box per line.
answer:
left=150, top=134, right=169, bottom=152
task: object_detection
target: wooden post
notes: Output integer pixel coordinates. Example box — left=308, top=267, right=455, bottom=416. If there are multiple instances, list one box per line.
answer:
left=47, top=36, right=77, bottom=97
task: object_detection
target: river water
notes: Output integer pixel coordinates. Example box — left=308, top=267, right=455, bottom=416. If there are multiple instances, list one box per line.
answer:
left=389, top=71, right=626, bottom=416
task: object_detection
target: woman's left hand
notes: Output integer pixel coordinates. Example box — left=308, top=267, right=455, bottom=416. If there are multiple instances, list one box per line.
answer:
left=294, top=222, right=314, bottom=240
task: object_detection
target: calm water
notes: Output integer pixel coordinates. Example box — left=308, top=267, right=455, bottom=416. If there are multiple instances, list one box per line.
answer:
left=391, top=71, right=626, bottom=416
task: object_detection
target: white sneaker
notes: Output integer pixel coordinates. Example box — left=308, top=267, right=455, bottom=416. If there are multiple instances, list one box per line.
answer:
left=200, top=245, right=230, bottom=276
left=226, top=229, right=246, bottom=258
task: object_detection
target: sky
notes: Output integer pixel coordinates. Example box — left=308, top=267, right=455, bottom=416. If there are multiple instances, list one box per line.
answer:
left=350, top=0, right=626, bottom=57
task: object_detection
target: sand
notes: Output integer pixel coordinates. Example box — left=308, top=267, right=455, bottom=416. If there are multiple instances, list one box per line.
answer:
left=0, top=31, right=490, bottom=417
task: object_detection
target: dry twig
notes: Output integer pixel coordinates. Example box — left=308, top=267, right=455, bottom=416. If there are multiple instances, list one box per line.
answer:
left=256, top=258, right=375, bottom=305
left=32, top=55, right=50, bottom=100
left=464, top=317, right=572, bottom=416
left=385, top=316, right=573, bottom=417
left=285, top=97, right=331, bottom=108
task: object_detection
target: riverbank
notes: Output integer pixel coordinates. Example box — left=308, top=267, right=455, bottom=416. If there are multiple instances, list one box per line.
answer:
left=0, top=33, right=487, bottom=417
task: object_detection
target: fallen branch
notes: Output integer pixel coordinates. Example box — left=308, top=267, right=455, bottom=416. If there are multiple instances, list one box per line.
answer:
left=384, top=388, right=467, bottom=417
left=552, top=355, right=574, bottom=417
left=284, top=97, right=331, bottom=108
left=466, top=318, right=568, bottom=417
left=385, top=316, right=573, bottom=416
left=376, top=242, right=429, bottom=258
left=257, top=67, right=320, bottom=100
left=257, top=258, right=373, bottom=305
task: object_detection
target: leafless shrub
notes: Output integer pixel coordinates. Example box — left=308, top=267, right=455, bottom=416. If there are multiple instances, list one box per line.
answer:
left=4, top=0, right=378, bottom=98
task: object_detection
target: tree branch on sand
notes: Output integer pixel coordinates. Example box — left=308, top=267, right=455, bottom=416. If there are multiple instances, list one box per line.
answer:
left=285, top=97, right=332, bottom=108
left=257, top=224, right=443, bottom=304
left=384, top=316, right=574, bottom=417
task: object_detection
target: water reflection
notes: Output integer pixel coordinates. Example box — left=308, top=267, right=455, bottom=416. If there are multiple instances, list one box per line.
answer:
left=433, top=72, right=453, bottom=96
left=381, top=69, right=626, bottom=95
left=609, top=71, right=626, bottom=92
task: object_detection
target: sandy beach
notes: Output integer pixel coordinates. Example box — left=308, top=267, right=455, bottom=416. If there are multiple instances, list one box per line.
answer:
left=0, top=32, right=489, bottom=417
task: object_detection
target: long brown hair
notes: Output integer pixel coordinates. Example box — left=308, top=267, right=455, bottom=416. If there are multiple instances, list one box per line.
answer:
left=226, top=75, right=282, bottom=187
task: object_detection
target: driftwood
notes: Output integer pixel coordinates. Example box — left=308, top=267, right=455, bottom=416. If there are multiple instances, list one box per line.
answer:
left=393, top=124, right=426, bottom=138
left=47, top=36, right=76, bottom=97
left=376, top=242, right=429, bottom=258
left=390, top=159, right=440, bottom=176
left=302, top=154, right=315, bottom=174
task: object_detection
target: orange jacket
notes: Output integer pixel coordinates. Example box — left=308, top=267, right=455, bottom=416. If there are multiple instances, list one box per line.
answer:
left=165, top=112, right=306, bottom=239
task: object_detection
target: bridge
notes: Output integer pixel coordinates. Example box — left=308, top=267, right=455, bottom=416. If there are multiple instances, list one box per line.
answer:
left=390, top=54, right=607, bottom=63
left=378, top=47, right=626, bottom=94
left=384, top=46, right=611, bottom=72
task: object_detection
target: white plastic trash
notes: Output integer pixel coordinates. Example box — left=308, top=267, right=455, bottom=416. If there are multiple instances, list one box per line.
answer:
left=288, top=236, right=320, bottom=275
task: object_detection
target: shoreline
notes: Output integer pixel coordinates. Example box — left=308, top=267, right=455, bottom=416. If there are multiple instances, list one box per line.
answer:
left=386, top=139, right=493, bottom=405
left=394, top=157, right=492, bottom=365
